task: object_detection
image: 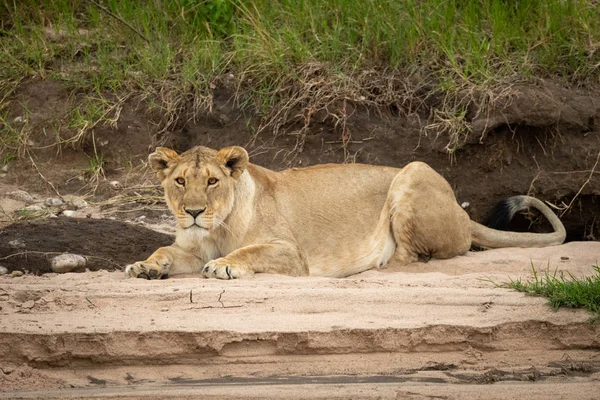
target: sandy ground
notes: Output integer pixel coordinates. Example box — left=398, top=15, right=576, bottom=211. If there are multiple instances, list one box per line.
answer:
left=1, top=242, right=599, bottom=399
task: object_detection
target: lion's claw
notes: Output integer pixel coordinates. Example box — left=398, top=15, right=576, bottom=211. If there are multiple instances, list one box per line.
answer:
left=202, top=259, right=246, bottom=280
left=125, top=261, right=169, bottom=280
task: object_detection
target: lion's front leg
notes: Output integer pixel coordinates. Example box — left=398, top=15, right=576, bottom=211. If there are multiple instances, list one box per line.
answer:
left=125, top=245, right=203, bottom=279
left=202, top=240, right=307, bottom=280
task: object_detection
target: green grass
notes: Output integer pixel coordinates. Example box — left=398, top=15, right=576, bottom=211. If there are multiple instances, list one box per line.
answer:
left=504, top=264, right=600, bottom=318
left=1, top=0, right=599, bottom=154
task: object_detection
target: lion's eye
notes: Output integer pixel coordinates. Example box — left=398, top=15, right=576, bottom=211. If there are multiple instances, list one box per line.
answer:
left=175, top=177, right=185, bottom=186
left=207, top=177, right=218, bottom=185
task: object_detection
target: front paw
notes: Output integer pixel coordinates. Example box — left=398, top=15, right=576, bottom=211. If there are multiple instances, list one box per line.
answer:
left=125, top=260, right=169, bottom=280
left=202, top=259, right=249, bottom=280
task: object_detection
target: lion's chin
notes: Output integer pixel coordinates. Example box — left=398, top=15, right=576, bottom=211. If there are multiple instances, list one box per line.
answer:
left=176, top=224, right=211, bottom=246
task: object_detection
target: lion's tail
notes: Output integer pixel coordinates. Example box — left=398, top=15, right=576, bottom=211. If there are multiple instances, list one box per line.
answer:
left=471, top=195, right=566, bottom=248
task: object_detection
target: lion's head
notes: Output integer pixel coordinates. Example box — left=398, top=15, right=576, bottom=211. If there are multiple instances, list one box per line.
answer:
left=148, top=145, right=249, bottom=237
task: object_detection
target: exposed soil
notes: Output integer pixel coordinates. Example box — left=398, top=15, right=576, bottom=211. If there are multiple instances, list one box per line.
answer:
left=1, top=77, right=599, bottom=398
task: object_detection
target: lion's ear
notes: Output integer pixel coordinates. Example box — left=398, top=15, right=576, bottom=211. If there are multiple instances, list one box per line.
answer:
left=217, top=146, right=249, bottom=180
left=148, top=147, right=180, bottom=181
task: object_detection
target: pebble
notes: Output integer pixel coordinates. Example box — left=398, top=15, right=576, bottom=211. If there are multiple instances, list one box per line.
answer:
left=70, top=197, right=89, bottom=209
left=1, top=365, right=14, bottom=374
left=51, top=253, right=87, bottom=273
left=22, top=300, right=35, bottom=309
left=109, top=180, right=123, bottom=190
left=44, top=198, right=64, bottom=207
left=0, top=266, right=8, bottom=275
left=218, top=113, right=231, bottom=125
left=8, top=239, right=26, bottom=249
left=1, top=164, right=8, bottom=173
left=7, top=190, right=34, bottom=203
left=62, top=210, right=84, bottom=218
left=11, top=271, right=24, bottom=277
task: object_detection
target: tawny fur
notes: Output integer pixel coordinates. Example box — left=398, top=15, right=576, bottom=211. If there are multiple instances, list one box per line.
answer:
left=125, top=145, right=566, bottom=280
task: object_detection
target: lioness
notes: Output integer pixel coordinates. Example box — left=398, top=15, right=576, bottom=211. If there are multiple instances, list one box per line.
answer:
left=125, top=145, right=566, bottom=280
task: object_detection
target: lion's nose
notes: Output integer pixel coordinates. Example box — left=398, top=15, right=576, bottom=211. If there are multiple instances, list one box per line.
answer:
left=184, top=207, right=206, bottom=218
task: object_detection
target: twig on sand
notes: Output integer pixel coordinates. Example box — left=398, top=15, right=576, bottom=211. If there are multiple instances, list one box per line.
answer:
left=217, top=289, right=226, bottom=307
left=193, top=289, right=243, bottom=309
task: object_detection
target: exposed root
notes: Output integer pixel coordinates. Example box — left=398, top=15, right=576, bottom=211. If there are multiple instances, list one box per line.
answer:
left=555, top=151, right=600, bottom=217
left=27, top=151, right=62, bottom=199
left=247, top=64, right=432, bottom=147
left=95, top=184, right=165, bottom=215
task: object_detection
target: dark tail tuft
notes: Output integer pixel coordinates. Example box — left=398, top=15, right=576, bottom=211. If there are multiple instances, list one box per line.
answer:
left=483, top=197, right=523, bottom=231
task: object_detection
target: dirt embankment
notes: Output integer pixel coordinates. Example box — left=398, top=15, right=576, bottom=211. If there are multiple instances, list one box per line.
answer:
left=3, top=78, right=600, bottom=241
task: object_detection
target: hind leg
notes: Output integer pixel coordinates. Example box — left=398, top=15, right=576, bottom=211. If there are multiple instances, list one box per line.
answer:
left=387, top=162, right=472, bottom=264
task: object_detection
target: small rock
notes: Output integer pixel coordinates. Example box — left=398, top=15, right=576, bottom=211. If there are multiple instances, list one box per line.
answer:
left=11, top=271, right=24, bottom=277
left=461, top=202, right=470, bottom=209
left=8, top=239, right=26, bottom=249
left=70, top=197, right=88, bottom=209
left=49, top=213, right=58, bottom=218
left=1, top=365, right=15, bottom=374
left=44, top=198, right=64, bottom=207
left=13, top=116, right=24, bottom=124
left=51, top=253, right=87, bottom=273
left=22, top=300, right=35, bottom=309
left=7, top=190, right=34, bottom=203
left=0, top=266, right=8, bottom=275
left=109, top=181, right=123, bottom=190
left=218, top=113, right=231, bottom=125
left=62, top=210, right=80, bottom=218
left=1, top=164, right=8, bottom=173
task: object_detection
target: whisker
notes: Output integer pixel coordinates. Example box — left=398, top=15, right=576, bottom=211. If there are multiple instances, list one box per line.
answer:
left=215, top=219, right=233, bottom=235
